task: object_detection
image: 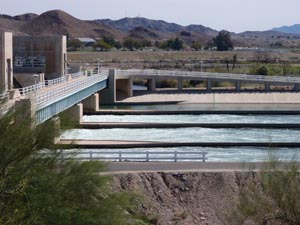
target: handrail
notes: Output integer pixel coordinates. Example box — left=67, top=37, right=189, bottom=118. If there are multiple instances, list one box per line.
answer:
left=35, top=70, right=108, bottom=109
left=59, top=150, right=208, bottom=162
left=19, top=70, right=100, bottom=97
left=19, top=83, right=45, bottom=96
left=0, top=92, right=8, bottom=100
left=116, top=69, right=300, bottom=84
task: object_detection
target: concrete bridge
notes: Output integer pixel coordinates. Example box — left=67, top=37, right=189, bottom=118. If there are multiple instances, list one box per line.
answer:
left=4, top=68, right=300, bottom=125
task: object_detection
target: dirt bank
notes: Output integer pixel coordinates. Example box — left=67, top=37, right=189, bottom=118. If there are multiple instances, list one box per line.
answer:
left=111, top=171, right=251, bottom=225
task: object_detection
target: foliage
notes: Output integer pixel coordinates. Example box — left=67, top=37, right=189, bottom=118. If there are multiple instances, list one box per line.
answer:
left=159, top=38, right=184, bottom=51
left=94, top=39, right=112, bottom=51
left=256, top=65, right=269, bottom=75
left=123, top=38, right=152, bottom=51
left=213, top=31, right=233, bottom=51
left=102, top=37, right=122, bottom=49
left=231, top=160, right=300, bottom=225
left=67, top=39, right=83, bottom=51
left=0, top=108, right=145, bottom=225
left=192, top=41, right=202, bottom=51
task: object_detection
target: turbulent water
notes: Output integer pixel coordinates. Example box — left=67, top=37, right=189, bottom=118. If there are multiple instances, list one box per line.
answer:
left=61, top=111, right=300, bottom=162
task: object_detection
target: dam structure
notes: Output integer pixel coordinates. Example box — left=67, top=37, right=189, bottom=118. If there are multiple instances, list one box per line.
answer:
left=2, top=31, right=300, bottom=162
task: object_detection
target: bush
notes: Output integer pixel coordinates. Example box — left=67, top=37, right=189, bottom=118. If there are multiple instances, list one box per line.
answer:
left=256, top=65, right=269, bottom=75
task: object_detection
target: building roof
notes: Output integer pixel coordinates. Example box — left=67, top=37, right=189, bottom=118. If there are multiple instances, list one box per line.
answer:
left=76, top=38, right=96, bottom=43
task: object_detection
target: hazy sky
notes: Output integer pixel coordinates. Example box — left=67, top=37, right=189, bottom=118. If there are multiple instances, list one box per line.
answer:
left=1, top=0, right=299, bottom=33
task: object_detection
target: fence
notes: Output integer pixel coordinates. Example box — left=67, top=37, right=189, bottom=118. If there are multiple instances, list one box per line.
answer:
left=116, top=69, right=300, bottom=84
left=59, top=151, right=208, bottom=162
left=19, top=70, right=93, bottom=97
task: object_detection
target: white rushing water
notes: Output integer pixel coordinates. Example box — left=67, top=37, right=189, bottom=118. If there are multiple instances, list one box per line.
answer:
left=61, top=127, right=300, bottom=142
left=62, top=113, right=300, bottom=162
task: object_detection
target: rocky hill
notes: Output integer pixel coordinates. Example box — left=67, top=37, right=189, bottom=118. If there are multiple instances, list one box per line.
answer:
left=1, top=9, right=300, bottom=48
left=0, top=10, right=124, bottom=39
left=272, top=24, right=300, bottom=35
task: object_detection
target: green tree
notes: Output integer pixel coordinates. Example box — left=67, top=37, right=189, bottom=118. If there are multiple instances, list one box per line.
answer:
left=257, top=65, right=269, bottom=75
left=0, top=107, right=144, bottom=225
left=94, top=39, right=112, bottom=51
left=213, top=31, right=233, bottom=51
left=231, top=160, right=300, bottom=225
left=67, top=39, right=83, bottom=51
left=159, top=38, right=184, bottom=51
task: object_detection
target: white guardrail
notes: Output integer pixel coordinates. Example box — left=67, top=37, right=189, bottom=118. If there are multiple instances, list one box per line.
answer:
left=0, top=92, right=8, bottom=100
left=59, top=151, right=208, bottom=162
left=116, top=69, right=300, bottom=84
left=19, top=71, right=87, bottom=96
left=35, top=70, right=108, bottom=109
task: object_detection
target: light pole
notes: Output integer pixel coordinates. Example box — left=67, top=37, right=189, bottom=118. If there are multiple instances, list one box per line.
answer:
left=97, top=58, right=100, bottom=74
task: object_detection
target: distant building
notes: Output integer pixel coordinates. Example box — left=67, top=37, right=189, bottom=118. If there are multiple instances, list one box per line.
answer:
left=76, top=38, right=96, bottom=47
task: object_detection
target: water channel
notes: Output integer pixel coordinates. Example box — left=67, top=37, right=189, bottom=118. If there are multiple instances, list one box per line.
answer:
left=61, top=105, right=300, bottom=162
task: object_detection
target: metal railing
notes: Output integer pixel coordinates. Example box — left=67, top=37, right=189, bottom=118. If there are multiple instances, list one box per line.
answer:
left=19, top=83, right=45, bottom=96
left=59, top=151, right=208, bottom=162
left=116, top=69, right=300, bottom=84
left=19, top=71, right=87, bottom=96
left=35, top=70, right=108, bottom=109
left=45, top=76, right=67, bottom=87
left=0, top=92, right=8, bottom=100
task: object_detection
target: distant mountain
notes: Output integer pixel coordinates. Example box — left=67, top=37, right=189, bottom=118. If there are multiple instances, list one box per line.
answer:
left=97, top=17, right=185, bottom=34
left=1, top=9, right=300, bottom=48
left=19, top=10, right=124, bottom=39
left=97, top=17, right=218, bottom=37
left=272, top=24, right=300, bottom=35
left=96, top=17, right=219, bottom=45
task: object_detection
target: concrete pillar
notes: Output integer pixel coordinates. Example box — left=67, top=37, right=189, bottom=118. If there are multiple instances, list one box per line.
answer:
left=116, top=78, right=133, bottom=98
left=294, top=84, right=299, bottom=92
left=147, top=78, right=156, bottom=91
left=15, top=98, right=36, bottom=127
left=178, top=78, right=183, bottom=91
left=99, top=69, right=116, bottom=104
left=0, top=32, right=13, bottom=93
left=236, top=81, right=241, bottom=92
left=82, top=93, right=99, bottom=113
left=265, top=83, right=271, bottom=92
left=51, top=116, right=61, bottom=144
left=64, top=103, right=83, bottom=124
left=207, top=80, right=212, bottom=92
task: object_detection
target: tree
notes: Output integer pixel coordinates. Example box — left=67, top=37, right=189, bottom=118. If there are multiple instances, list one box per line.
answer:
left=257, top=65, right=269, bottom=75
left=67, top=39, right=83, bottom=51
left=231, top=160, right=300, bottom=225
left=213, top=31, right=233, bottom=51
left=159, top=38, right=184, bottom=51
left=0, top=107, right=145, bottom=224
left=94, top=39, right=112, bottom=51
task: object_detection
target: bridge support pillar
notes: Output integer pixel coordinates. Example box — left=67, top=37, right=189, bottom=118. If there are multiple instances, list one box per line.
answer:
left=116, top=77, right=133, bottom=99
left=65, top=103, right=83, bottom=124
left=147, top=78, right=156, bottom=91
left=236, top=81, right=241, bottom=92
left=265, top=83, right=271, bottom=92
left=82, top=93, right=99, bottom=113
left=207, top=80, right=212, bottom=92
left=15, top=99, right=36, bottom=126
left=178, top=78, right=183, bottom=91
left=294, top=84, right=299, bottom=92
left=99, top=69, right=116, bottom=104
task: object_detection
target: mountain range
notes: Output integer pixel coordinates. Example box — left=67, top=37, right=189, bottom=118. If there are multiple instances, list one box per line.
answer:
left=0, top=9, right=300, bottom=48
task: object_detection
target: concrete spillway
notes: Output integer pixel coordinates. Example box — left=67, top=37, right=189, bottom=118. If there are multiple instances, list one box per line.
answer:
left=81, top=122, right=300, bottom=129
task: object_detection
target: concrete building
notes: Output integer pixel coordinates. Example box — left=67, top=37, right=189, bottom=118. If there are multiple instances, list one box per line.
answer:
left=0, top=32, right=13, bottom=93
left=13, top=35, right=67, bottom=80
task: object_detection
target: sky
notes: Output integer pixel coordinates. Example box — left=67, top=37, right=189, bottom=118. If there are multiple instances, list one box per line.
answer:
left=1, top=0, right=300, bottom=33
